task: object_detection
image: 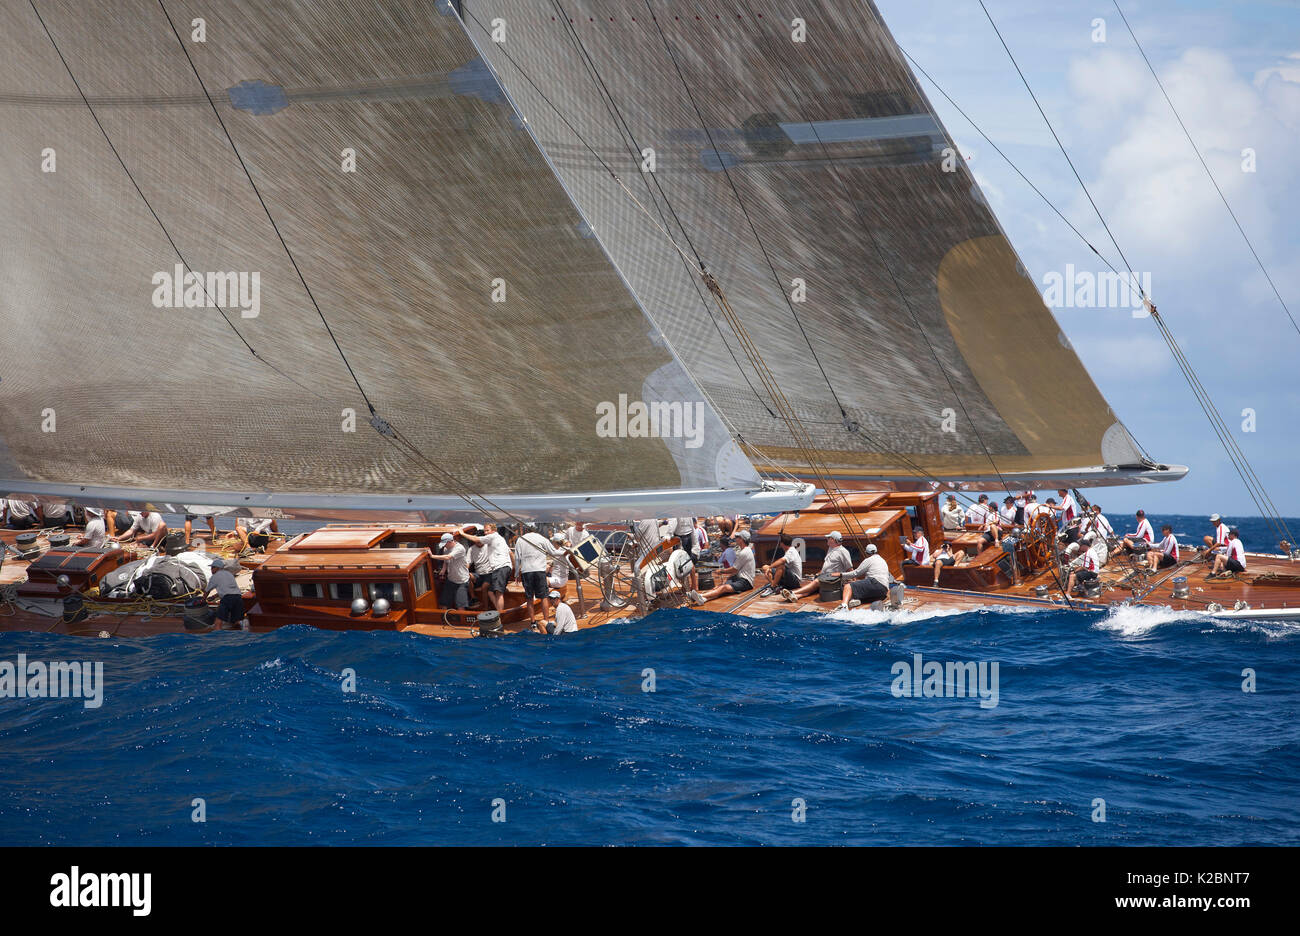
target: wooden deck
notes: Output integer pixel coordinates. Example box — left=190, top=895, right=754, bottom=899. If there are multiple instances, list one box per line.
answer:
left=2, top=526, right=1297, bottom=638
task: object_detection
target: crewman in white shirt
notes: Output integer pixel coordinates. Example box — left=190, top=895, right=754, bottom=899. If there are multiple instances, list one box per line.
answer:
left=1148, top=525, right=1180, bottom=571
left=761, top=532, right=803, bottom=593
left=430, top=531, right=472, bottom=609
left=901, top=529, right=930, bottom=566
left=1210, top=529, right=1248, bottom=578
left=783, top=530, right=853, bottom=602
left=964, top=495, right=992, bottom=528
left=690, top=530, right=756, bottom=604
left=1065, top=535, right=1102, bottom=595
left=74, top=508, right=107, bottom=548
left=460, top=522, right=514, bottom=613
left=125, top=506, right=168, bottom=547
left=1121, top=509, right=1155, bottom=555
left=941, top=495, right=965, bottom=531
left=1055, top=489, right=1079, bottom=533
left=4, top=498, right=40, bottom=530
left=548, top=590, right=579, bottom=634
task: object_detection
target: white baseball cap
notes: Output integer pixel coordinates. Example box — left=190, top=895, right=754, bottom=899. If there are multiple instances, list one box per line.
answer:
left=827, top=530, right=842, bottom=541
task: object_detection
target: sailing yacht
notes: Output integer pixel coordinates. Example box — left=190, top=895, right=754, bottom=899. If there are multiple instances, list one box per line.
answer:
left=3, top=1, right=1292, bottom=635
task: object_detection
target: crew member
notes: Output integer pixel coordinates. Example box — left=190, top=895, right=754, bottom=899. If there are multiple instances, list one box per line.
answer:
left=901, top=529, right=930, bottom=566
left=460, top=522, right=513, bottom=613
left=964, top=494, right=992, bottom=528
left=185, top=513, right=217, bottom=545
left=931, top=542, right=968, bottom=586
left=941, top=495, right=965, bottom=531
left=41, top=500, right=74, bottom=529
left=515, top=524, right=568, bottom=631
left=548, top=590, right=579, bottom=635
left=1210, top=514, right=1231, bottom=550
left=1121, top=510, right=1155, bottom=554
left=3, top=498, right=39, bottom=530
left=204, top=558, right=247, bottom=630
left=1065, top=535, right=1102, bottom=596
left=835, top=543, right=892, bottom=610
left=429, top=530, right=471, bottom=610
left=782, top=530, right=853, bottom=602
left=1210, top=529, right=1247, bottom=578
left=236, top=516, right=278, bottom=552
left=1056, top=489, right=1080, bottom=533
left=761, top=533, right=803, bottom=593
left=690, top=529, right=755, bottom=604
left=74, top=508, right=107, bottom=548
left=124, top=505, right=168, bottom=547
left=1149, top=525, right=1179, bottom=571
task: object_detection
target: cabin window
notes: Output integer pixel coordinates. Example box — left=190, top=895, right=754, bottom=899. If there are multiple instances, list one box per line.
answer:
left=289, top=583, right=324, bottom=598
left=412, top=564, right=431, bottom=596
left=329, top=582, right=365, bottom=601
left=369, top=582, right=404, bottom=604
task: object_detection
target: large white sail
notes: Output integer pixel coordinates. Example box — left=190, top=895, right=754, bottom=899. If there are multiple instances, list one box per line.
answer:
left=0, top=0, right=811, bottom=519
left=467, top=0, right=1185, bottom=489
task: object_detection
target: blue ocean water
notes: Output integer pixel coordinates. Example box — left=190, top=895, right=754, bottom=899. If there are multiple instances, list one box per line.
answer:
left=0, top=514, right=1296, bottom=846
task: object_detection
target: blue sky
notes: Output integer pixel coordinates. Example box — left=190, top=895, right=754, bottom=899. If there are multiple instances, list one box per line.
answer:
left=875, top=0, right=1300, bottom=517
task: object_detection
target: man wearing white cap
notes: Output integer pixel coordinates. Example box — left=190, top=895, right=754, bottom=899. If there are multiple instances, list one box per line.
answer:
left=74, top=508, right=107, bottom=549
left=835, top=543, right=891, bottom=610
left=1211, top=514, right=1230, bottom=549
left=782, top=530, right=853, bottom=602
left=548, top=590, right=578, bottom=634
left=690, top=529, right=755, bottom=604
left=548, top=532, right=573, bottom=590
left=429, top=530, right=471, bottom=610
left=514, top=523, right=568, bottom=629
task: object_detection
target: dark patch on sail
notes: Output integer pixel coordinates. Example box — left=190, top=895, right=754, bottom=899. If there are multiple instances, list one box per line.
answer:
left=701, top=150, right=740, bottom=172
left=448, top=58, right=506, bottom=106
left=227, top=80, right=288, bottom=115
left=740, top=113, right=793, bottom=158
left=576, top=220, right=596, bottom=239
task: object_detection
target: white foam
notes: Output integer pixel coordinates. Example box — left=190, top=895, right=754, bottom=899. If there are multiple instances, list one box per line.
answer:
left=1093, top=603, right=1201, bottom=637
left=1095, top=603, right=1300, bottom=640
left=824, top=602, right=1041, bottom=627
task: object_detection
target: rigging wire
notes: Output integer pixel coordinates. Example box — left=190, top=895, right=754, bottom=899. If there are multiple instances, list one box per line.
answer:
left=156, top=0, right=378, bottom=419
left=641, top=0, right=847, bottom=418
left=459, top=3, right=1027, bottom=521
left=1111, top=0, right=1300, bottom=341
left=977, top=0, right=1294, bottom=548
left=746, top=0, right=1027, bottom=512
left=456, top=3, right=815, bottom=492
left=546, top=0, right=778, bottom=419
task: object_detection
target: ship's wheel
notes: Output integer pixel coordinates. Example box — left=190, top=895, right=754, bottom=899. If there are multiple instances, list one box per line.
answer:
left=1021, top=514, right=1058, bottom=570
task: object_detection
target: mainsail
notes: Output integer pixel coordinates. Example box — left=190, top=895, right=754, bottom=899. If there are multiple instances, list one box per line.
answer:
left=0, top=0, right=811, bottom=519
left=464, top=0, right=1185, bottom=489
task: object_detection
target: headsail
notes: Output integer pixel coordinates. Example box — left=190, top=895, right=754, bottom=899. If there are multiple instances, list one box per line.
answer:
left=465, top=0, right=1185, bottom=489
left=0, top=0, right=811, bottom=519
